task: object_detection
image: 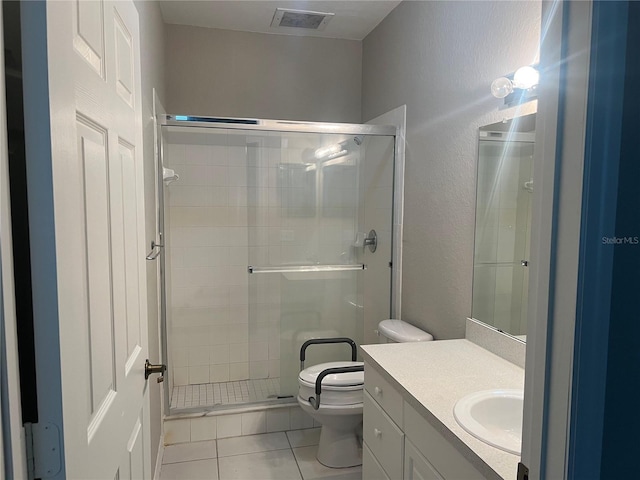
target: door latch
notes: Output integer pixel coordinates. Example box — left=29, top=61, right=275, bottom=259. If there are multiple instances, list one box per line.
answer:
left=145, top=359, right=167, bottom=383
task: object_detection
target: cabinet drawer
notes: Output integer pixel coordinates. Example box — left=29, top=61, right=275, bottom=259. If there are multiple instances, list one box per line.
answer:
left=364, top=361, right=403, bottom=425
left=363, top=444, right=391, bottom=480
left=364, top=391, right=404, bottom=479
left=405, top=438, right=443, bottom=480
left=404, top=402, right=486, bottom=480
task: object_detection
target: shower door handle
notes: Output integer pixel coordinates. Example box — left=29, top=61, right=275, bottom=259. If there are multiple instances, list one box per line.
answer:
left=145, top=359, right=167, bottom=383
left=146, top=240, right=164, bottom=261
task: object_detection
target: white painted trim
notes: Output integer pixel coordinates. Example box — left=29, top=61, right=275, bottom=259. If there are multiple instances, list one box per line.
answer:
left=0, top=7, right=28, bottom=479
left=366, top=104, right=406, bottom=319
left=522, top=1, right=593, bottom=478
left=153, top=434, right=164, bottom=480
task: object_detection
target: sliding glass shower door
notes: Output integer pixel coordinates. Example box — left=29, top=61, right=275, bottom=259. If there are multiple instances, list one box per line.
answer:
left=246, top=131, right=363, bottom=398
left=162, top=121, right=395, bottom=411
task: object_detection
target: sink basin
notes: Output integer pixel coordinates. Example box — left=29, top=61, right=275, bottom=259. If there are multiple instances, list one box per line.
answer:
left=453, top=389, right=524, bottom=455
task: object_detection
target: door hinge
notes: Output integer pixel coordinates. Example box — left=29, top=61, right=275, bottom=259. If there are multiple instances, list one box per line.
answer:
left=25, top=422, right=62, bottom=479
left=517, top=462, right=530, bottom=480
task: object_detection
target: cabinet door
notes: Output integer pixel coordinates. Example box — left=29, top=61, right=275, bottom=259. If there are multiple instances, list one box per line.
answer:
left=404, top=439, right=443, bottom=480
left=364, top=444, right=391, bottom=480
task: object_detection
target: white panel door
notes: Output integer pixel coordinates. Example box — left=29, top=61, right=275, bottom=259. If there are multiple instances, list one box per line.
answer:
left=22, top=1, right=150, bottom=478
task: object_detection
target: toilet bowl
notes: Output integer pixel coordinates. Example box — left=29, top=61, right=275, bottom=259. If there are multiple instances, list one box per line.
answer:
left=297, top=321, right=432, bottom=469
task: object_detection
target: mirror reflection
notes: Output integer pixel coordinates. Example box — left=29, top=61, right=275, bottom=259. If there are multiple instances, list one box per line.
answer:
left=472, top=113, right=536, bottom=339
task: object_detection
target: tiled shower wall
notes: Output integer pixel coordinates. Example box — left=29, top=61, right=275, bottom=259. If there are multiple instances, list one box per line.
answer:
left=166, top=141, right=255, bottom=386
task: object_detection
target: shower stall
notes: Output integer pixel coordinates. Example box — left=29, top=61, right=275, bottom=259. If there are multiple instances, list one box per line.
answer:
left=153, top=113, right=400, bottom=415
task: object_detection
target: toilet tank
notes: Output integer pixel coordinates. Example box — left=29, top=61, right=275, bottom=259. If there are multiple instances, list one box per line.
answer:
left=377, top=319, right=434, bottom=343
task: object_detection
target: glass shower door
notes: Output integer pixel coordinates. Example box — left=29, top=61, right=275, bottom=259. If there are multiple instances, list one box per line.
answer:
left=161, top=121, right=395, bottom=410
left=246, top=131, right=395, bottom=399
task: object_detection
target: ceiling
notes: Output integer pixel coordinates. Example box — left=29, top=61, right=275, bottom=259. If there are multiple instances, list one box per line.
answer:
left=159, top=1, right=402, bottom=40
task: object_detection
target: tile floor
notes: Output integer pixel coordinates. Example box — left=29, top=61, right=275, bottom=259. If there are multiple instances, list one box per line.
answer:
left=159, top=428, right=362, bottom=480
left=171, top=379, right=282, bottom=409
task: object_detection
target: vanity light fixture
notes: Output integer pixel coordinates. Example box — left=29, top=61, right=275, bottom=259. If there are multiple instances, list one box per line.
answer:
left=491, top=65, right=539, bottom=108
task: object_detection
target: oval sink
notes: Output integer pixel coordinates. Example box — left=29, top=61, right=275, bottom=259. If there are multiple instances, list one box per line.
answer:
left=453, top=389, right=523, bottom=455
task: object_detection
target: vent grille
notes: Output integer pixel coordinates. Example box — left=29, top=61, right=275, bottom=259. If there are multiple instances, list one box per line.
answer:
left=271, top=8, right=334, bottom=31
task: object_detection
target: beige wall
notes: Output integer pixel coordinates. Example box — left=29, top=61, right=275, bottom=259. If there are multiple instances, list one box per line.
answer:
left=164, top=25, right=362, bottom=123
left=134, top=0, right=165, bottom=474
left=362, top=1, right=540, bottom=339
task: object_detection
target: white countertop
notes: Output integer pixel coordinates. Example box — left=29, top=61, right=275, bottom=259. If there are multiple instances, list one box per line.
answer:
left=360, top=339, right=525, bottom=480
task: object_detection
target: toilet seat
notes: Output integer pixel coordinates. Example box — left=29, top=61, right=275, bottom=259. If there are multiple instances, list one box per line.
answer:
left=298, top=361, right=364, bottom=406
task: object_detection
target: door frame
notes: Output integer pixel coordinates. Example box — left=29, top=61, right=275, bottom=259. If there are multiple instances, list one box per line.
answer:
left=0, top=6, right=28, bottom=478
left=522, top=1, right=594, bottom=478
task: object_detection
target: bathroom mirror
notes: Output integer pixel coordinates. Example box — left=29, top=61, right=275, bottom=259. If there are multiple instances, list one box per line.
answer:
left=471, top=113, right=535, bottom=339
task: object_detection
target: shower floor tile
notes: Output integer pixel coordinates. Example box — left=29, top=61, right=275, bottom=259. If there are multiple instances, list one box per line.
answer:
left=171, top=378, right=281, bottom=409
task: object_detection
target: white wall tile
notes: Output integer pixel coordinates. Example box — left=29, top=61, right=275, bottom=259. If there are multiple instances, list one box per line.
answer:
left=229, top=362, right=249, bottom=381
left=211, top=344, right=230, bottom=365
left=172, top=286, right=229, bottom=308
left=210, top=325, right=230, bottom=345
left=250, top=320, right=271, bottom=341
left=228, top=306, right=249, bottom=324
left=268, top=360, right=280, bottom=378
left=250, top=362, right=269, bottom=380
left=190, top=416, right=217, bottom=442
left=266, top=409, right=290, bottom=433
left=268, top=339, right=280, bottom=360
left=228, top=207, right=249, bottom=226
left=169, top=207, right=229, bottom=227
left=189, top=366, right=210, bottom=384
left=289, top=407, right=314, bottom=430
left=173, top=367, right=189, bottom=386
left=178, top=165, right=229, bottom=186
left=249, top=342, right=268, bottom=361
left=188, top=346, right=210, bottom=366
left=229, top=343, right=249, bottom=363
left=173, top=306, right=230, bottom=327
left=173, top=348, right=189, bottom=367
left=188, top=328, right=211, bottom=347
left=164, top=419, right=191, bottom=445
left=210, top=364, right=230, bottom=383
left=227, top=247, right=248, bottom=265
left=217, top=414, right=242, bottom=438
left=228, top=324, right=249, bottom=343
left=241, top=412, right=267, bottom=435
left=227, top=146, right=247, bottom=166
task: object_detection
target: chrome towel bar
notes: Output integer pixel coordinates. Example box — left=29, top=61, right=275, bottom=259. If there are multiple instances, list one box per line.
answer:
left=247, top=264, right=366, bottom=274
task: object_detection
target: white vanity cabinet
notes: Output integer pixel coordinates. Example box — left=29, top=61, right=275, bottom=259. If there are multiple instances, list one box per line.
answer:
left=363, top=361, right=488, bottom=480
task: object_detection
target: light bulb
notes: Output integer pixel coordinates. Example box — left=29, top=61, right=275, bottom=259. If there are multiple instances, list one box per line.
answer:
left=513, top=66, right=539, bottom=89
left=491, top=77, right=514, bottom=99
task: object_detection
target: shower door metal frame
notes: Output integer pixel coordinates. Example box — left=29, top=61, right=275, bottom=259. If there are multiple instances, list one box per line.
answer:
left=159, top=114, right=397, bottom=137
left=156, top=113, right=401, bottom=416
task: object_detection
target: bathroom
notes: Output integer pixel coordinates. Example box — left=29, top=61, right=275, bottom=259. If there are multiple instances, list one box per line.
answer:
left=152, top=1, right=540, bottom=477
left=3, top=0, right=634, bottom=479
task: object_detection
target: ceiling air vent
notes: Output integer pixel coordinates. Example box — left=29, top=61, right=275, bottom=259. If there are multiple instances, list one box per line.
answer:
left=270, top=8, right=335, bottom=31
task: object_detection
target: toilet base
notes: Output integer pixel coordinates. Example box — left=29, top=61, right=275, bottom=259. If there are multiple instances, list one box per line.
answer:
left=298, top=397, right=363, bottom=468
left=316, top=423, right=362, bottom=468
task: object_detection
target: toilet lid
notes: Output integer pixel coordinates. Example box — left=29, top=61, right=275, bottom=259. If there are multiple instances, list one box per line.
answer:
left=299, top=361, right=364, bottom=388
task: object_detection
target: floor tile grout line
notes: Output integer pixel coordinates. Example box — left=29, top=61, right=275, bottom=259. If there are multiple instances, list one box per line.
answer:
left=286, top=430, right=306, bottom=480
left=216, top=446, right=292, bottom=459
left=215, top=438, right=221, bottom=480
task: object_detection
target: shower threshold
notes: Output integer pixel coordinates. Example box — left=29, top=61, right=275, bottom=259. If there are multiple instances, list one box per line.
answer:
left=170, top=378, right=284, bottom=409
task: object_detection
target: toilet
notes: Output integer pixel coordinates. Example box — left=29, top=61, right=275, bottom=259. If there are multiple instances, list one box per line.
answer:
left=297, top=320, right=433, bottom=468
